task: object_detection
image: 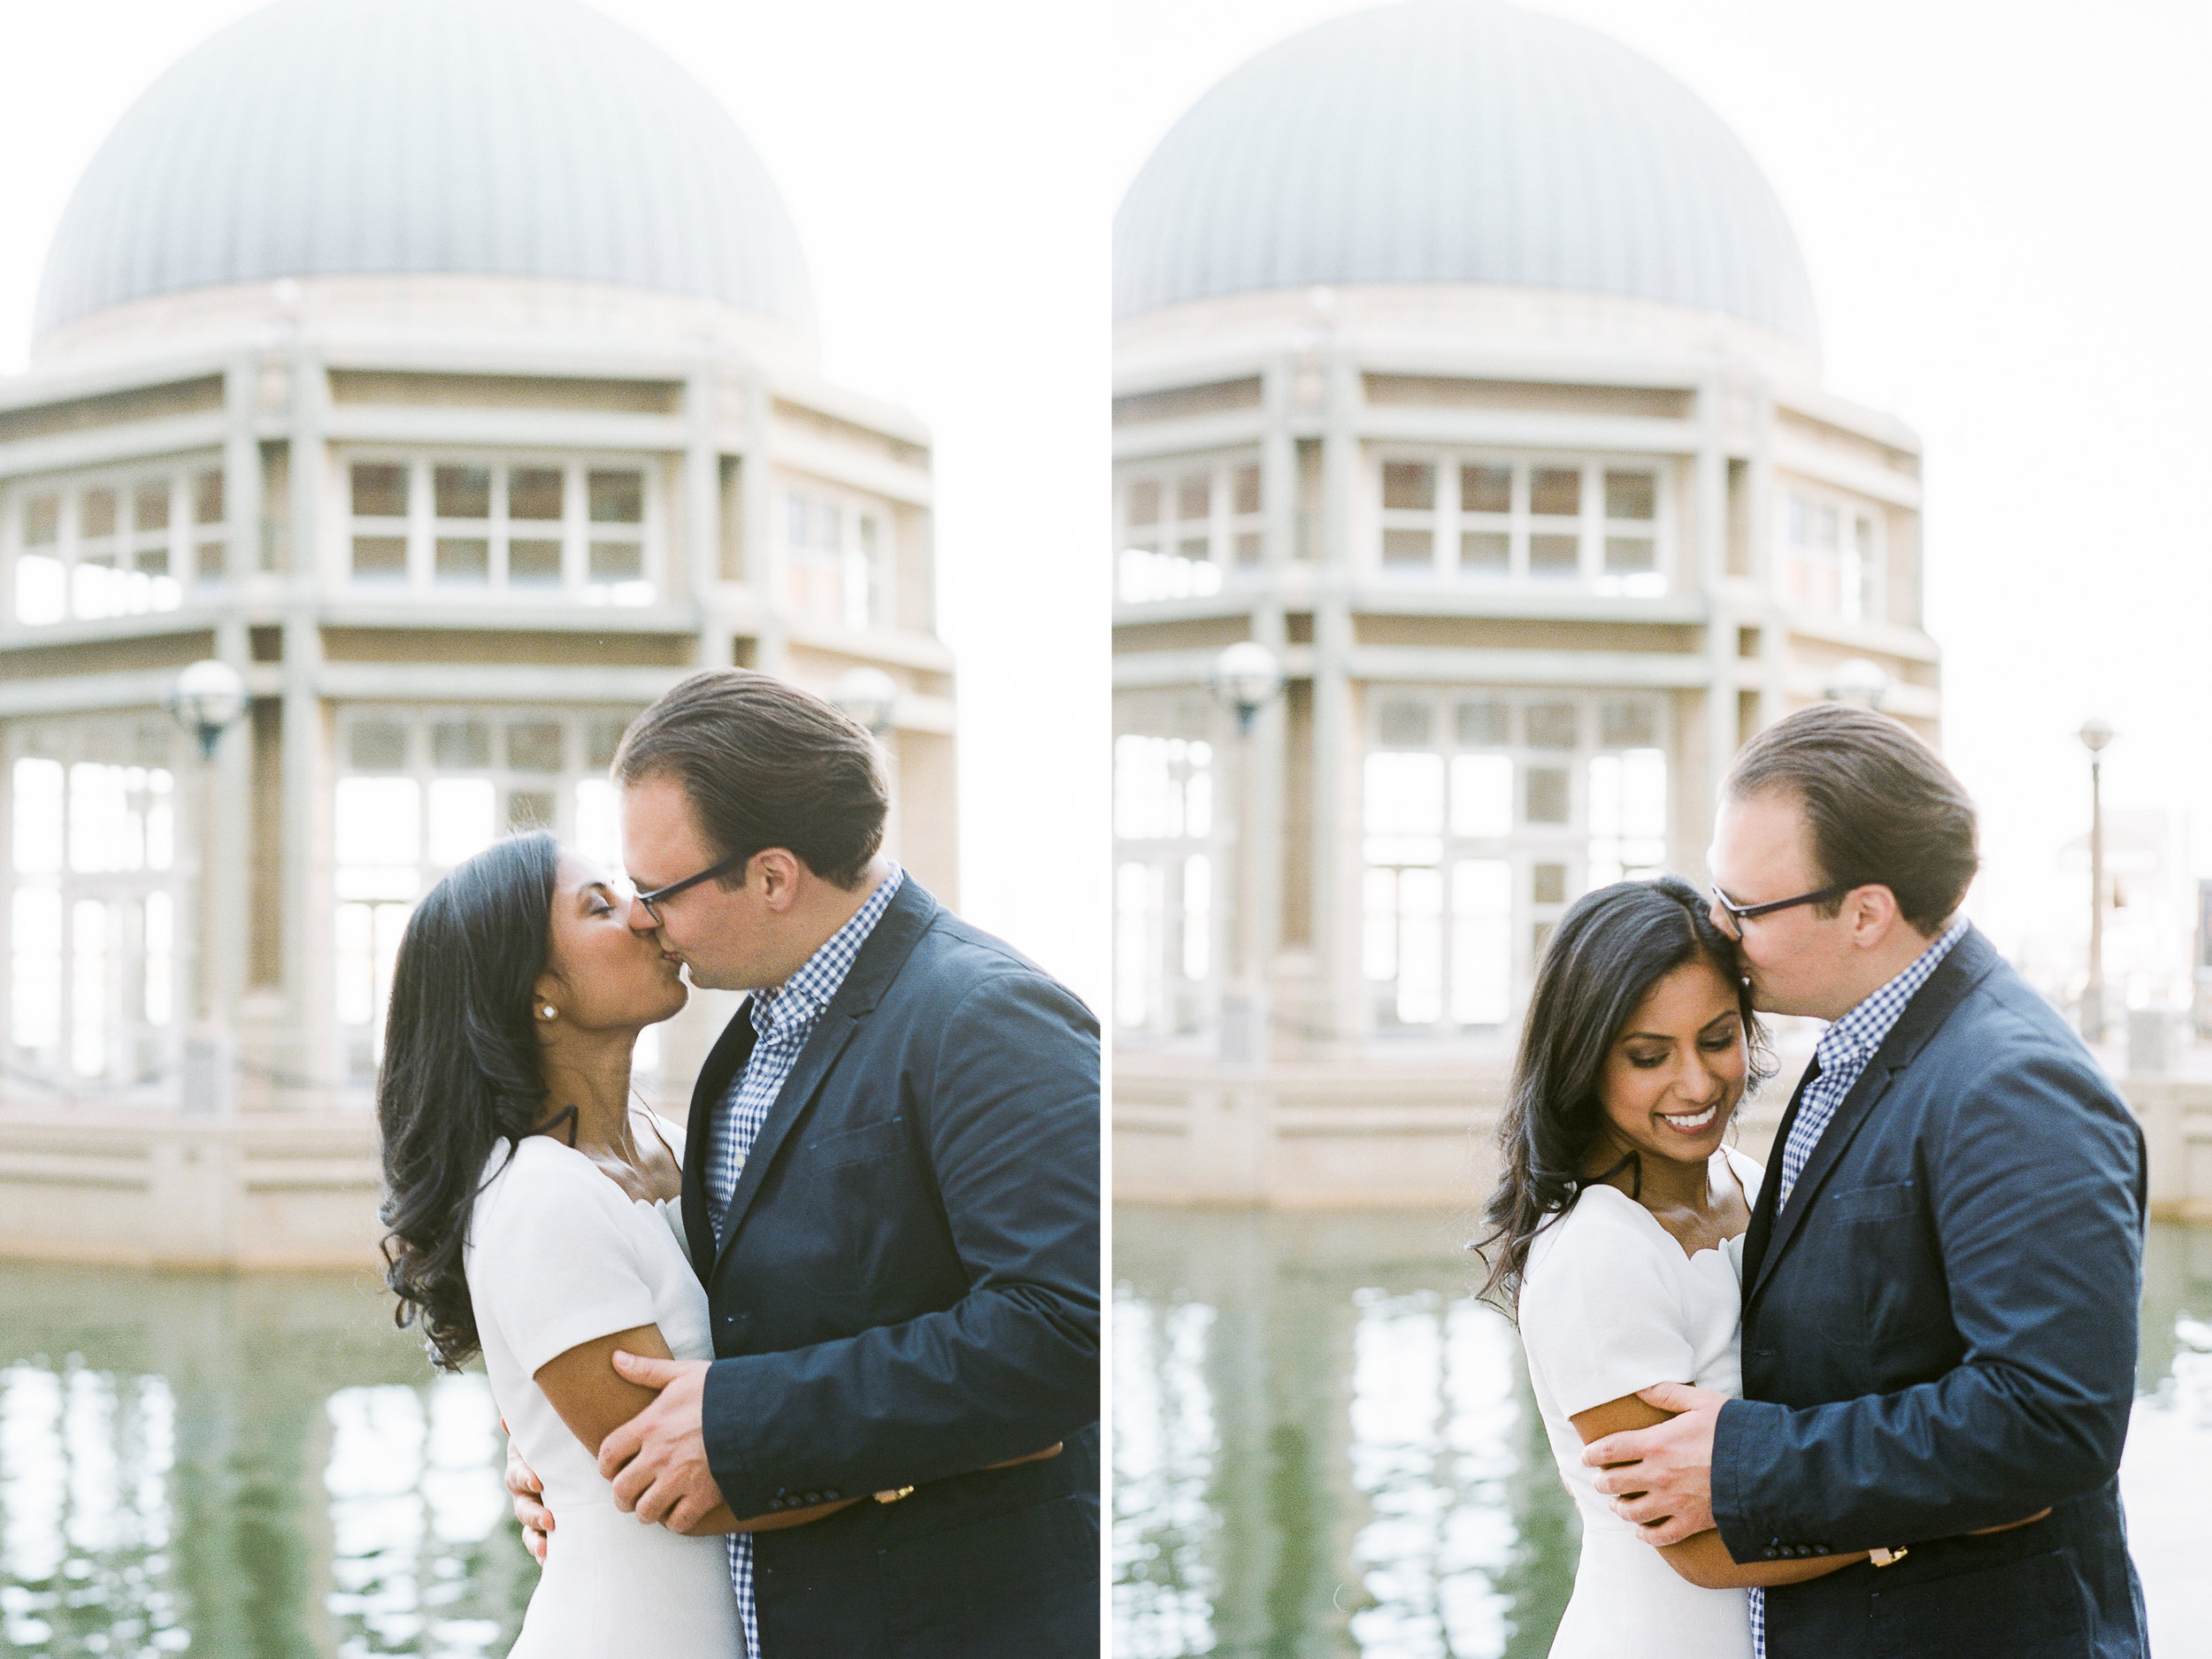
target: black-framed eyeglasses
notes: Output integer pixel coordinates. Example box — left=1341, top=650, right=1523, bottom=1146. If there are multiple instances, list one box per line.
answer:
left=1708, top=880, right=1855, bottom=938
left=632, top=851, right=750, bottom=925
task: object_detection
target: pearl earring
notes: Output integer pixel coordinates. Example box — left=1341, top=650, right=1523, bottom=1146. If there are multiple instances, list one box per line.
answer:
left=539, top=1004, right=557, bottom=1021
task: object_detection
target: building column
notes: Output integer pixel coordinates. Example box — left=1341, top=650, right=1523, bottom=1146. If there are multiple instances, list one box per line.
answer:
left=683, top=360, right=732, bottom=671
left=1310, top=349, right=1361, bottom=1056
left=1746, top=380, right=1786, bottom=729
left=738, top=366, right=785, bottom=676
left=280, top=353, right=329, bottom=1098
left=1694, top=373, right=1735, bottom=871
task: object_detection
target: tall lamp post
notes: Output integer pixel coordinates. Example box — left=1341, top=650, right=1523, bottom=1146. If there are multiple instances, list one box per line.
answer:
left=2078, top=718, right=2114, bottom=1044
left=830, top=665, right=899, bottom=737
left=1825, top=657, right=1890, bottom=710
left=1209, top=642, right=1282, bottom=1064
left=168, top=659, right=249, bottom=1114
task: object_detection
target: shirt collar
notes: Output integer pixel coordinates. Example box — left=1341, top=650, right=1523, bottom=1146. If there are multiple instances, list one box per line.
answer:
left=750, top=864, right=903, bottom=1037
left=1816, top=914, right=1970, bottom=1067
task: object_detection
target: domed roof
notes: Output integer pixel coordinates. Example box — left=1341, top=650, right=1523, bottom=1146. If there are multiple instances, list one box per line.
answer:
left=1115, top=0, right=1818, bottom=348
left=34, top=0, right=814, bottom=341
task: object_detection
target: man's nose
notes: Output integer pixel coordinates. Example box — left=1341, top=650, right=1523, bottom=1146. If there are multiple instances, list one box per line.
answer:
left=624, top=893, right=658, bottom=933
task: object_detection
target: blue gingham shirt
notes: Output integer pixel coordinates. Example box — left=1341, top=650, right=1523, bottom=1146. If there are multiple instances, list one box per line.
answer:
left=1750, top=913, right=1967, bottom=1656
left=703, top=864, right=901, bottom=1659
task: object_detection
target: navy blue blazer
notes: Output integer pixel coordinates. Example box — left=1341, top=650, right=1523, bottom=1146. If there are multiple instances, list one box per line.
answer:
left=678, top=876, right=1100, bottom=1658
left=1713, top=925, right=2147, bottom=1658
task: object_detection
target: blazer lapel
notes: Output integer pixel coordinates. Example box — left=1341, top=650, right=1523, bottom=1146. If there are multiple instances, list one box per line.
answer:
left=681, top=998, right=759, bottom=1280
left=1741, top=924, right=2002, bottom=1310
left=704, top=876, right=941, bottom=1289
left=1740, top=1059, right=1817, bottom=1294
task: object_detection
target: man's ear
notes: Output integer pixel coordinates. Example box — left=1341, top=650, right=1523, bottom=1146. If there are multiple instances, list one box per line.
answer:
left=753, top=848, right=803, bottom=910
left=1847, top=883, right=1903, bottom=946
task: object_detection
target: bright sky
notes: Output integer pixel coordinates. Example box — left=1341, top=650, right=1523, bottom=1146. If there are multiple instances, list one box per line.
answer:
left=0, top=0, right=1110, bottom=1013
left=1115, top=0, right=2212, bottom=1002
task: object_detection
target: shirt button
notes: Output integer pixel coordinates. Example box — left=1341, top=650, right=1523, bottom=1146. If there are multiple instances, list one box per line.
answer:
left=803, top=1491, right=823, bottom=1505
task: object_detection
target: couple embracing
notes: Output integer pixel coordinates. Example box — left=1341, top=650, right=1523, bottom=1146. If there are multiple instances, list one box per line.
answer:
left=375, top=670, right=1100, bottom=1657
left=1480, top=704, right=2148, bottom=1658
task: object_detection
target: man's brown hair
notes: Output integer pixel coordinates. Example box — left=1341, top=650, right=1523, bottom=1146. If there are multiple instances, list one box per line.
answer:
left=613, top=669, right=887, bottom=889
left=1724, top=703, right=1978, bottom=934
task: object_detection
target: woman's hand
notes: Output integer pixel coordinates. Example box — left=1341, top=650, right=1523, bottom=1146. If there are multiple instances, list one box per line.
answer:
left=504, top=1440, right=552, bottom=1563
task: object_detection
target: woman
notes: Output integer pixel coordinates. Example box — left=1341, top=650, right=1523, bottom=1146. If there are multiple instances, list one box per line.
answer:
left=376, top=833, right=849, bottom=1657
left=1475, top=877, right=1865, bottom=1658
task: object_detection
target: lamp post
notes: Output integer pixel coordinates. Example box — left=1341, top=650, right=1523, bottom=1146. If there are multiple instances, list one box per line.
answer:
left=2078, top=718, right=2114, bottom=1044
left=830, top=665, right=899, bottom=737
left=1209, top=643, right=1282, bottom=1063
left=1825, top=657, right=1890, bottom=710
left=167, top=659, right=250, bottom=1114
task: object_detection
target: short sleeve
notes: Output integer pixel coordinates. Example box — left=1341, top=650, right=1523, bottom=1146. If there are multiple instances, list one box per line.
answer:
left=467, top=1146, right=660, bottom=1379
left=1518, top=1196, right=1697, bottom=1419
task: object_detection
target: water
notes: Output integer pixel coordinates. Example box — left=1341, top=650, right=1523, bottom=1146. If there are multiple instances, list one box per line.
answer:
left=1114, top=1208, right=2212, bottom=1659
left=0, top=1262, right=532, bottom=1657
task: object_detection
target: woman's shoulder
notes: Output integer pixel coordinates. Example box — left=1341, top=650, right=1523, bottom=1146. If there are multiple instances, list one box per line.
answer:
left=1523, top=1183, right=1658, bottom=1286
left=1720, top=1144, right=1765, bottom=1203
left=473, top=1135, right=628, bottom=1221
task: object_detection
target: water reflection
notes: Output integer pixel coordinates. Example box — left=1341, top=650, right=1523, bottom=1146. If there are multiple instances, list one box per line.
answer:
left=0, top=1261, right=532, bottom=1657
left=1113, top=1208, right=2212, bottom=1659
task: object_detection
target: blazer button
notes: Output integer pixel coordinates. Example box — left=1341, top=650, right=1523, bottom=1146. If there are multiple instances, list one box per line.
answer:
left=803, top=1491, right=823, bottom=1505
left=823, top=1489, right=841, bottom=1501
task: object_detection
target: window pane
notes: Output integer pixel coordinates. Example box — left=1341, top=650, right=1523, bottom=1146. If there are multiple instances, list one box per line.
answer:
left=509, top=539, right=562, bottom=585
left=1525, top=766, right=1570, bottom=824
left=431, top=719, right=491, bottom=769
left=1532, top=863, right=1567, bottom=905
left=334, top=776, right=420, bottom=865
left=23, top=494, right=59, bottom=545
left=1363, top=867, right=1400, bottom=982
left=434, top=537, right=489, bottom=583
left=133, top=480, right=171, bottom=532
left=1449, top=754, right=1512, bottom=837
left=1455, top=701, right=1509, bottom=747
left=509, top=466, right=565, bottom=520
left=1364, top=751, right=1445, bottom=836
left=574, top=778, right=618, bottom=867
left=1233, top=465, right=1262, bottom=515
left=1600, top=700, right=1657, bottom=748
left=1530, top=467, right=1579, bottom=517
left=1395, top=866, right=1444, bottom=1025
left=434, top=465, right=491, bottom=519
left=1604, top=470, right=1656, bottom=519
left=426, top=777, right=496, bottom=865
left=1529, top=533, right=1578, bottom=578
left=589, top=541, right=643, bottom=582
left=1126, top=479, right=1160, bottom=526
left=786, top=494, right=811, bottom=545
left=349, top=721, right=407, bottom=770
left=1382, top=462, right=1434, bottom=511
left=351, top=463, right=408, bottom=518
left=1451, top=859, right=1511, bottom=1026
left=1604, top=536, right=1655, bottom=575
left=195, top=470, right=225, bottom=526
left=1526, top=703, right=1578, bottom=749
left=1233, top=531, right=1263, bottom=566
left=1377, top=700, right=1431, bottom=747
left=507, top=788, right=556, bottom=833
left=1459, top=530, right=1509, bottom=573
left=1381, top=527, right=1433, bottom=568
left=588, top=470, right=644, bottom=524
left=1180, top=854, right=1210, bottom=981
left=351, top=536, right=408, bottom=581
left=1176, top=474, right=1210, bottom=521
left=136, top=545, right=169, bottom=579
left=1461, top=465, right=1511, bottom=514
left=12, top=758, right=64, bottom=874
left=585, top=717, right=630, bottom=772
left=196, top=541, right=225, bottom=581
left=81, top=488, right=118, bottom=538
left=506, top=721, right=564, bottom=773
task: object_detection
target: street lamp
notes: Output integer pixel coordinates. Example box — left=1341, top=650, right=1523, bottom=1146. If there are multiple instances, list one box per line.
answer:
left=829, top=666, right=899, bottom=737
left=1209, top=641, right=1282, bottom=733
left=2078, top=718, right=2115, bottom=1044
left=1825, top=657, right=1890, bottom=710
left=1207, top=642, right=1283, bottom=1064
left=168, top=658, right=248, bottom=759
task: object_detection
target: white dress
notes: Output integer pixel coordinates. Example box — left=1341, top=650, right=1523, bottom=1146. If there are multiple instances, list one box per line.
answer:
left=1516, top=1146, right=1763, bottom=1659
left=463, top=1125, right=740, bottom=1659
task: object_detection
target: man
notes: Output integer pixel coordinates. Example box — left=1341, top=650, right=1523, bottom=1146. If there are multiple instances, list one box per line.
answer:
left=1582, top=703, right=2147, bottom=1657
left=510, top=669, right=1099, bottom=1656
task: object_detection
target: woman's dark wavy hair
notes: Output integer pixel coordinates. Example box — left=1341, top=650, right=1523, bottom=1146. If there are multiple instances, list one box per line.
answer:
left=377, top=831, right=560, bottom=1371
left=1473, top=875, right=1772, bottom=1317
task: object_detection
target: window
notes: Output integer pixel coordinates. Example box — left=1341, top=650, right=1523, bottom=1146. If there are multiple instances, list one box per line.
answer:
left=6, top=465, right=217, bottom=625
left=1371, top=454, right=1667, bottom=595
left=1362, top=689, right=1668, bottom=1036
left=1113, top=730, right=1215, bottom=1040
left=342, top=455, right=657, bottom=604
left=782, top=487, right=891, bottom=631
left=1782, top=491, right=1882, bottom=622
left=1117, top=457, right=1263, bottom=603
left=7, top=722, right=180, bottom=1089
left=331, top=707, right=641, bottom=1079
